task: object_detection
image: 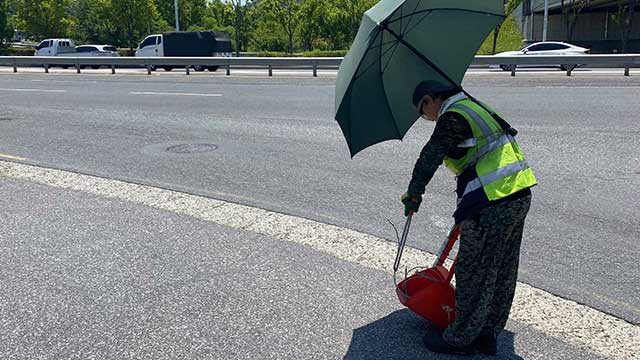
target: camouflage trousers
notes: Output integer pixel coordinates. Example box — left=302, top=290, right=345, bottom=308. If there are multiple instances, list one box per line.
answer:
left=442, top=194, right=532, bottom=347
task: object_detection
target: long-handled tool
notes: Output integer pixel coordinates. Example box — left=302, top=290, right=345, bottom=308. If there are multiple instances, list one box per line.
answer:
left=394, top=214, right=460, bottom=329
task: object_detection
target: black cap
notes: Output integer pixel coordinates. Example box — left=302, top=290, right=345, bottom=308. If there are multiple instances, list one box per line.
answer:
left=412, top=80, right=459, bottom=107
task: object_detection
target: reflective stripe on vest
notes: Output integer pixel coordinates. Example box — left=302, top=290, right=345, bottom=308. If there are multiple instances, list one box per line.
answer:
left=462, top=160, right=529, bottom=200
left=448, top=102, right=515, bottom=174
left=465, top=133, right=515, bottom=169
left=444, top=99, right=537, bottom=206
left=450, top=103, right=494, bottom=138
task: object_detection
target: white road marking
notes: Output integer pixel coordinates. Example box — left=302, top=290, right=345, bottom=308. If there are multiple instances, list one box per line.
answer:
left=0, top=88, right=66, bottom=93
left=0, top=160, right=638, bottom=359
left=0, top=153, right=26, bottom=161
left=129, top=91, right=222, bottom=97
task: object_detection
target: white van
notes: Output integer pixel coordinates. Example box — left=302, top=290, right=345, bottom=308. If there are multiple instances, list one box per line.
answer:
left=34, top=39, right=77, bottom=56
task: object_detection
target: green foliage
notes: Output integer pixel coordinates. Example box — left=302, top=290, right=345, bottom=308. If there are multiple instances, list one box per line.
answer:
left=72, top=0, right=117, bottom=44
left=0, top=46, right=35, bottom=55
left=0, top=0, right=11, bottom=45
left=9, top=0, right=386, bottom=53
left=478, top=15, right=524, bottom=55
left=250, top=19, right=288, bottom=52
left=248, top=51, right=291, bottom=57
left=155, top=0, right=207, bottom=31
left=111, top=0, right=164, bottom=50
left=302, top=49, right=348, bottom=57
left=15, top=0, right=75, bottom=39
left=258, top=0, right=302, bottom=54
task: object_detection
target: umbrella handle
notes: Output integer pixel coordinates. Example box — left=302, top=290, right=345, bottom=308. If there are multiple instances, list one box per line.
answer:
left=393, top=213, right=413, bottom=273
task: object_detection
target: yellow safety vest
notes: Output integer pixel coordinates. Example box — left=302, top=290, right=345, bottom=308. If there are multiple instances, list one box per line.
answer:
left=443, top=99, right=537, bottom=207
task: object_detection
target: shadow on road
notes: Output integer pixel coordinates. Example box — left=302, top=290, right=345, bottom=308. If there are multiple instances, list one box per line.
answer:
left=343, top=309, right=523, bottom=360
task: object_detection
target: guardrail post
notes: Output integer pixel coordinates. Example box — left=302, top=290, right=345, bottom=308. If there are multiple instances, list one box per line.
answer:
left=566, top=68, right=572, bottom=76
left=313, top=64, right=318, bottom=77
left=186, top=65, right=190, bottom=75
left=111, top=64, right=116, bottom=74
left=625, top=66, right=630, bottom=76
left=147, top=65, right=152, bottom=75
left=12, top=59, right=17, bottom=73
left=44, top=65, right=49, bottom=74
left=76, top=63, right=81, bottom=74
left=226, top=64, right=231, bottom=76
left=510, top=65, right=516, bottom=77
left=268, top=65, right=273, bottom=77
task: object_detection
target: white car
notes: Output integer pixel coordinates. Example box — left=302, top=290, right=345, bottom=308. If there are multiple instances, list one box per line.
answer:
left=494, top=41, right=590, bottom=71
left=75, top=45, right=119, bottom=57
left=75, top=45, right=120, bottom=69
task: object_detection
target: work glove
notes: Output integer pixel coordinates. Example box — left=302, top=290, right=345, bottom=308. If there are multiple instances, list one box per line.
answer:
left=401, top=192, right=422, bottom=216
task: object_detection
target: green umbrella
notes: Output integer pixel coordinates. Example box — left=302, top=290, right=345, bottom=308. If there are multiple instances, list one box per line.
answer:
left=335, top=0, right=506, bottom=157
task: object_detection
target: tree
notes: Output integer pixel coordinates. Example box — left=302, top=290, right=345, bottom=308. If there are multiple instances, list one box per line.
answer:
left=323, top=0, right=377, bottom=50
left=111, top=0, right=163, bottom=50
left=561, top=0, right=590, bottom=42
left=229, top=0, right=244, bottom=56
left=612, top=0, right=638, bottom=53
left=345, top=0, right=377, bottom=40
left=154, top=0, right=207, bottom=31
left=259, top=0, right=302, bottom=54
left=72, top=0, right=119, bottom=45
left=298, top=0, right=322, bottom=50
left=0, top=0, right=11, bottom=46
left=14, top=0, right=75, bottom=39
left=491, top=0, right=522, bottom=55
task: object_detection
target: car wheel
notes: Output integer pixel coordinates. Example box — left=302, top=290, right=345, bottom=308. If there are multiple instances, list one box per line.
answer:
left=560, top=64, right=576, bottom=72
left=206, top=66, right=219, bottom=72
left=500, top=64, right=514, bottom=72
left=162, top=67, right=173, bottom=72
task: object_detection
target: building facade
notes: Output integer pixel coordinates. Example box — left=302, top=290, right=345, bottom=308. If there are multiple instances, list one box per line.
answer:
left=515, top=0, right=640, bottom=53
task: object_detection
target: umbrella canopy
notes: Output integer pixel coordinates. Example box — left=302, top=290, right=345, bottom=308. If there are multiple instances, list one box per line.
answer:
left=335, top=0, right=505, bottom=157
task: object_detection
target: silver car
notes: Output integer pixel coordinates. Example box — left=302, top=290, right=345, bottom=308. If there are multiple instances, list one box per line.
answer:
left=494, top=41, right=590, bottom=72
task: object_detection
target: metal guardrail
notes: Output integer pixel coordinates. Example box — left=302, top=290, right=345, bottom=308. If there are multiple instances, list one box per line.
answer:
left=0, top=56, right=343, bottom=77
left=0, top=54, right=639, bottom=76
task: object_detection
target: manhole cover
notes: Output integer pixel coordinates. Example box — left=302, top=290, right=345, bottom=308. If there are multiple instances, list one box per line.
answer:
left=166, top=143, right=218, bottom=154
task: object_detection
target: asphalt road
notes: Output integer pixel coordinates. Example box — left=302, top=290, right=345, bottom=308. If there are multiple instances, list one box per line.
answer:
left=0, top=71, right=638, bottom=327
left=1, top=175, right=610, bottom=359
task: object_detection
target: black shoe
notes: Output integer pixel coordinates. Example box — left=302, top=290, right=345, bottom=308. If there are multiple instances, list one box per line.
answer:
left=422, top=334, right=475, bottom=355
left=473, top=333, right=498, bottom=356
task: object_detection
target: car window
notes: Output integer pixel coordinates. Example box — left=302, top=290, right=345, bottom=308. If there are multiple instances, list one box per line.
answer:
left=103, top=46, right=117, bottom=52
left=140, top=37, right=156, bottom=48
left=156, top=37, right=162, bottom=45
left=546, top=44, right=569, bottom=50
left=76, top=46, right=90, bottom=52
left=526, top=44, right=545, bottom=52
left=528, top=43, right=565, bottom=52
left=36, top=41, right=50, bottom=50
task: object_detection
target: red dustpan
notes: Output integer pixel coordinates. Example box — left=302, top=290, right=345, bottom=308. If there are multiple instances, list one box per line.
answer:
left=393, top=215, right=459, bottom=330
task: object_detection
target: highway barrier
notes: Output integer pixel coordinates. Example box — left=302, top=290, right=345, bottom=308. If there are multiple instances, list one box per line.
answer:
left=0, top=54, right=639, bottom=77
